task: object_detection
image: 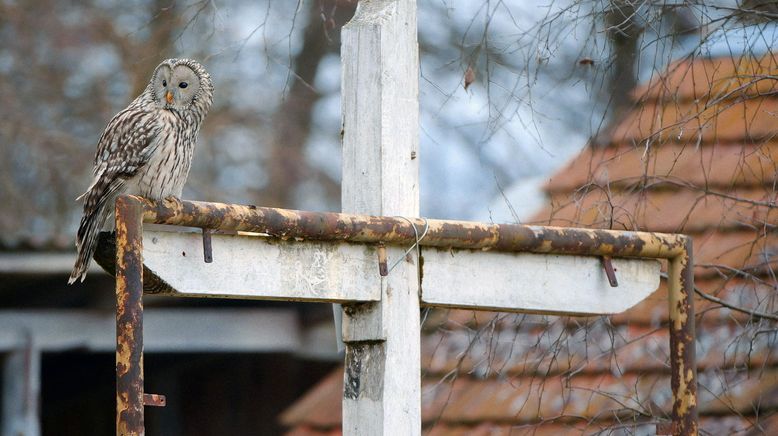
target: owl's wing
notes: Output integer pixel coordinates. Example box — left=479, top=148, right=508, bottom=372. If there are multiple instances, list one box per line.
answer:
left=79, top=105, right=160, bottom=220
left=93, top=106, right=161, bottom=178
left=70, top=105, right=162, bottom=282
left=77, top=106, right=161, bottom=201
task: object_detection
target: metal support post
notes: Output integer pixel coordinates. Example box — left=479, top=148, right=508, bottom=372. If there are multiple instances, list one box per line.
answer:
left=668, top=238, right=698, bottom=435
left=115, top=195, right=145, bottom=436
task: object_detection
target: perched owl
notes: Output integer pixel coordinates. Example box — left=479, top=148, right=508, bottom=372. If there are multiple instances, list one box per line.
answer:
left=69, top=58, right=214, bottom=284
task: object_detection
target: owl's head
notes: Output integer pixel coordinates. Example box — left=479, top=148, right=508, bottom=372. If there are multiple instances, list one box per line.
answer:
left=150, top=58, right=214, bottom=112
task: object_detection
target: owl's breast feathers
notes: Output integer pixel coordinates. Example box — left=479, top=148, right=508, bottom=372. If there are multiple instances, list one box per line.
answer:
left=125, top=108, right=199, bottom=199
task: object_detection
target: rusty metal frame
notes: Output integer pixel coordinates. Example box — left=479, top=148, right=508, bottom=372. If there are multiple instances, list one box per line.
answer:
left=112, top=195, right=698, bottom=435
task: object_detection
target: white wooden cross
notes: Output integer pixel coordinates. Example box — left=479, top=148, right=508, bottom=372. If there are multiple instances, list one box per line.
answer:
left=111, top=1, right=697, bottom=434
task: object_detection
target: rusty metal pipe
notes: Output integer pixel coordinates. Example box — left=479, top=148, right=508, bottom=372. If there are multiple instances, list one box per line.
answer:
left=116, top=194, right=698, bottom=434
left=668, top=238, right=698, bottom=435
left=134, top=196, right=686, bottom=259
left=115, top=196, right=145, bottom=436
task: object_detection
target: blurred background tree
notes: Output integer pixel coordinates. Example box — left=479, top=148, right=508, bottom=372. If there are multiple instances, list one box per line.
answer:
left=3, top=0, right=773, bottom=248
left=0, top=0, right=672, bottom=247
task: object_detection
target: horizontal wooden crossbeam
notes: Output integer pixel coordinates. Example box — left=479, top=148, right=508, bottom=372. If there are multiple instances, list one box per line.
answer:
left=116, top=230, right=658, bottom=315
left=143, top=230, right=382, bottom=302
left=421, top=249, right=660, bottom=315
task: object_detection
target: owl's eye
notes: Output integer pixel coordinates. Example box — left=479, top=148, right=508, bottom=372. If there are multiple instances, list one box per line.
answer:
left=162, top=80, right=167, bottom=87
left=179, top=82, right=188, bottom=89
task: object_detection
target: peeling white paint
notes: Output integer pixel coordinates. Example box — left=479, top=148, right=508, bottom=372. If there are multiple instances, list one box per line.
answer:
left=421, top=248, right=661, bottom=315
left=142, top=230, right=381, bottom=302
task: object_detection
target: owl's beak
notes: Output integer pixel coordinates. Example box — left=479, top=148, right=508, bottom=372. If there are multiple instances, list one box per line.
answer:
left=165, top=90, right=174, bottom=104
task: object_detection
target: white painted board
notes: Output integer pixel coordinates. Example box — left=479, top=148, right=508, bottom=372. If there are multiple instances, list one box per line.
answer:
left=142, top=230, right=381, bottom=302
left=142, top=231, right=660, bottom=314
left=420, top=248, right=660, bottom=315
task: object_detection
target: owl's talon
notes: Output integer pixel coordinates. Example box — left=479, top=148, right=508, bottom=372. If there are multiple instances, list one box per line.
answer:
left=163, top=195, right=181, bottom=203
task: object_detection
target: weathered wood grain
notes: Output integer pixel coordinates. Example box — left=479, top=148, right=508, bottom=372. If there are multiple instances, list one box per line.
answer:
left=142, top=230, right=381, bottom=303
left=340, top=0, right=422, bottom=434
left=421, top=249, right=661, bottom=315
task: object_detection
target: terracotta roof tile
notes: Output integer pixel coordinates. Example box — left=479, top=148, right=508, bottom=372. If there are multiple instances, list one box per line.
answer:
left=423, top=370, right=778, bottom=424
left=693, top=230, right=778, bottom=275
left=744, top=412, right=778, bottom=435
left=634, top=55, right=778, bottom=103
left=426, top=422, right=650, bottom=435
left=284, top=368, right=778, bottom=434
left=609, top=98, right=778, bottom=144
left=543, top=142, right=778, bottom=195
left=422, top=316, right=778, bottom=378
left=533, top=188, right=778, bottom=233
left=427, top=415, right=778, bottom=435
left=613, top=277, right=778, bottom=325
left=284, top=427, right=341, bottom=436
left=279, top=370, right=343, bottom=429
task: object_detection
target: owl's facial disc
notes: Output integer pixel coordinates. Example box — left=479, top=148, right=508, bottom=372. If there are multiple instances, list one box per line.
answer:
left=154, top=64, right=200, bottom=110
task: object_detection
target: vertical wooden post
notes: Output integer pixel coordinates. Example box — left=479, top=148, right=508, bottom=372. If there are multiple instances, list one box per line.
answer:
left=340, top=0, right=421, bottom=434
left=1, top=340, right=41, bottom=436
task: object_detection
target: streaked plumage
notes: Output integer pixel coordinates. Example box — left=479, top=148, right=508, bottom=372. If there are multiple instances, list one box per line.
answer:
left=69, top=58, right=213, bottom=284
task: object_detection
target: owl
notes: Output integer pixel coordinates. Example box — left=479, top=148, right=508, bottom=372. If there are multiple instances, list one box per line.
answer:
left=69, top=58, right=214, bottom=284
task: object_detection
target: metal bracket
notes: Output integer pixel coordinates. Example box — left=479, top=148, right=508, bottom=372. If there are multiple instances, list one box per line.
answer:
left=377, top=244, right=388, bottom=276
left=202, top=228, right=213, bottom=263
left=602, top=256, right=618, bottom=287
left=143, top=393, right=166, bottom=407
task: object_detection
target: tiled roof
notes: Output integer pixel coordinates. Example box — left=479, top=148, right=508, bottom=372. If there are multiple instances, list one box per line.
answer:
left=281, top=54, right=778, bottom=434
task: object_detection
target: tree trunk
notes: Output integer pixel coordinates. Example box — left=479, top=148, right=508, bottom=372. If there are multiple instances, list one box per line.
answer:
left=604, top=1, right=642, bottom=114
left=131, top=0, right=179, bottom=96
left=263, top=1, right=356, bottom=208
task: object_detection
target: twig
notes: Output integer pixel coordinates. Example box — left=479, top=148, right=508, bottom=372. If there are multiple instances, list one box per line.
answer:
left=660, top=272, right=778, bottom=322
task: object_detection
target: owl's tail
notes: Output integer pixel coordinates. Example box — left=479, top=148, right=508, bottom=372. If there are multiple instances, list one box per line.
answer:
left=69, top=205, right=111, bottom=284
left=69, top=179, right=123, bottom=284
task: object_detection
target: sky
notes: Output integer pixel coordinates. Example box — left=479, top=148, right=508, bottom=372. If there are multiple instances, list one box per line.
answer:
left=169, top=0, right=601, bottom=221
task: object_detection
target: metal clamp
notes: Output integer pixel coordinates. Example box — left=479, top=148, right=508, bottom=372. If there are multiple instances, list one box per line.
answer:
left=602, top=256, right=618, bottom=287
left=143, top=393, right=166, bottom=407
left=377, top=244, right=388, bottom=276
left=202, top=229, right=213, bottom=263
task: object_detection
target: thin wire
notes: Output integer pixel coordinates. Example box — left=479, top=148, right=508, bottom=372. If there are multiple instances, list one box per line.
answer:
left=387, top=216, right=429, bottom=274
